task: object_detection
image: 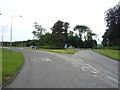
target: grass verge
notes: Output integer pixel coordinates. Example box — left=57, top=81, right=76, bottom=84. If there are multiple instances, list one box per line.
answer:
left=45, top=49, right=79, bottom=54
left=24, top=47, right=79, bottom=54
left=92, top=49, right=120, bottom=61
left=2, top=49, right=24, bottom=83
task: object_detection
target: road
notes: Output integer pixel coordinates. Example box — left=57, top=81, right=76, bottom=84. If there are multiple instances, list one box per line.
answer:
left=6, top=48, right=119, bottom=88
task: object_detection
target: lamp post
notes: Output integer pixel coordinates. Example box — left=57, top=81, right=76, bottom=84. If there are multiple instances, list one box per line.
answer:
left=10, top=15, right=22, bottom=50
left=2, top=27, right=4, bottom=49
left=1, top=25, right=8, bottom=49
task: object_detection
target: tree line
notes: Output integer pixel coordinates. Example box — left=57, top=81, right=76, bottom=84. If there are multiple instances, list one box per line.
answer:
left=2, top=20, right=97, bottom=49
left=32, top=20, right=97, bottom=49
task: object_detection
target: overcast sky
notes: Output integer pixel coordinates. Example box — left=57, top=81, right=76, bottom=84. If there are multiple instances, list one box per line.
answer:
left=0, top=0, right=119, bottom=43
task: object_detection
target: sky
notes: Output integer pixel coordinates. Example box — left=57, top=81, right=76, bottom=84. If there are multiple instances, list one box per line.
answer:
left=0, top=0, right=119, bottom=44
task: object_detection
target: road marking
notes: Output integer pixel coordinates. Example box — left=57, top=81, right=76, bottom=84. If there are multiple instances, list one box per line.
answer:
left=79, top=58, right=100, bottom=73
left=46, top=58, right=51, bottom=61
left=41, top=58, right=46, bottom=61
left=107, top=76, right=119, bottom=83
left=31, top=57, right=51, bottom=62
left=70, top=57, right=118, bottom=87
left=81, top=66, right=88, bottom=71
left=85, top=62, right=98, bottom=71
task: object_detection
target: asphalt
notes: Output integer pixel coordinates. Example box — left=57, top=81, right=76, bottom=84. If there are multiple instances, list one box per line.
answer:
left=5, top=48, right=119, bottom=88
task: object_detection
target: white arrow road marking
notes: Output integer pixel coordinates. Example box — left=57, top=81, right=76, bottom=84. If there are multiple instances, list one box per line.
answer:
left=46, top=58, right=51, bottom=61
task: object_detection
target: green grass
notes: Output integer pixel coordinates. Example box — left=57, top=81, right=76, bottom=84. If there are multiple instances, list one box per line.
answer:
left=46, top=49, right=79, bottom=54
left=92, top=49, right=120, bottom=61
left=2, top=50, right=24, bottom=82
left=24, top=47, right=79, bottom=54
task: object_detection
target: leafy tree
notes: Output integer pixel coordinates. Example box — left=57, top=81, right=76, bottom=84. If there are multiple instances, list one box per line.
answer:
left=82, top=29, right=97, bottom=48
left=32, top=22, right=46, bottom=47
left=87, top=30, right=96, bottom=41
left=32, top=22, right=46, bottom=40
left=73, top=25, right=89, bottom=40
left=73, top=25, right=97, bottom=48
left=51, top=20, right=69, bottom=48
left=68, top=30, right=74, bottom=36
left=67, top=30, right=83, bottom=48
left=83, top=39, right=97, bottom=48
left=102, top=5, right=120, bottom=47
left=40, top=32, right=52, bottom=46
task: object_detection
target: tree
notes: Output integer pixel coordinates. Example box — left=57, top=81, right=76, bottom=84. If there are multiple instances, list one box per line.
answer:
left=32, top=22, right=46, bottom=47
left=73, top=25, right=97, bottom=48
left=87, top=30, right=96, bottom=41
left=102, top=5, right=120, bottom=47
left=51, top=20, right=69, bottom=48
left=40, top=32, right=52, bottom=46
left=73, top=25, right=89, bottom=40
left=68, top=30, right=74, bottom=36
left=32, top=22, right=46, bottom=40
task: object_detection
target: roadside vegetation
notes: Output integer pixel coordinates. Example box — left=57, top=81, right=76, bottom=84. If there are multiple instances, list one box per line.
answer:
left=2, top=49, right=24, bottom=83
left=48, top=49, right=78, bottom=54
left=102, top=5, right=120, bottom=49
left=41, top=49, right=79, bottom=54
left=24, top=47, right=79, bottom=54
left=92, top=49, right=120, bottom=61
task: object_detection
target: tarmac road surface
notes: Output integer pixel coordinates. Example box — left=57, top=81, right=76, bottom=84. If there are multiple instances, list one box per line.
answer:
left=6, top=48, right=119, bottom=88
